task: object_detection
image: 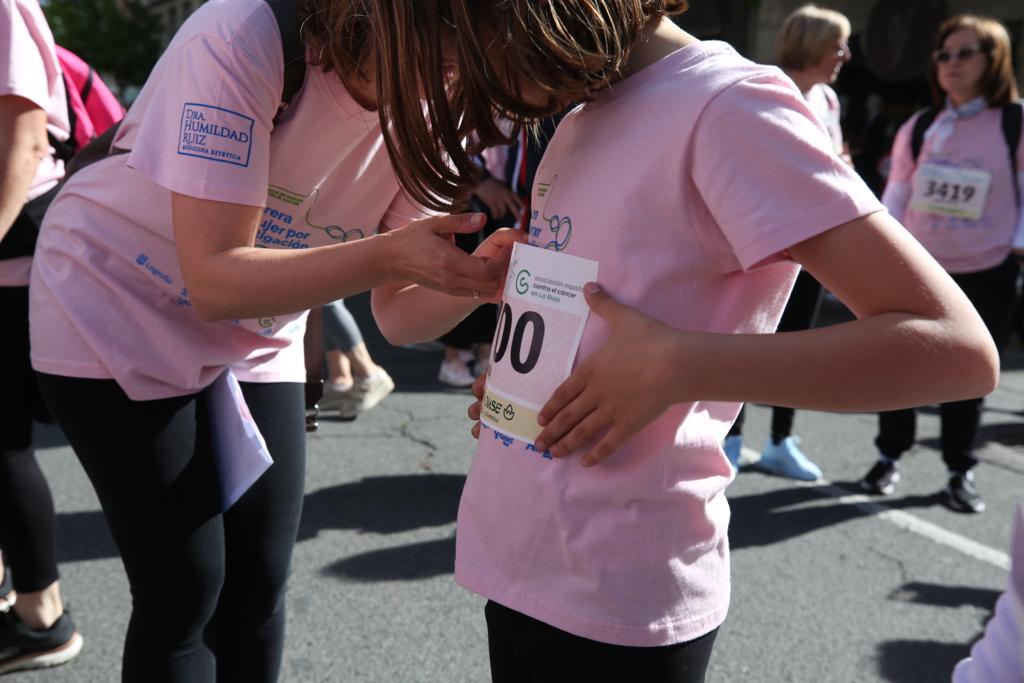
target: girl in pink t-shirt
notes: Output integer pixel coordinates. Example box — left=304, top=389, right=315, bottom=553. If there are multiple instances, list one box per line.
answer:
left=369, top=3, right=1001, bottom=682
left=857, top=15, right=1023, bottom=514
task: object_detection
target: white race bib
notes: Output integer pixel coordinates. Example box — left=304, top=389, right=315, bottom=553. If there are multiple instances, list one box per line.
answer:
left=480, top=243, right=598, bottom=445
left=910, top=164, right=991, bottom=220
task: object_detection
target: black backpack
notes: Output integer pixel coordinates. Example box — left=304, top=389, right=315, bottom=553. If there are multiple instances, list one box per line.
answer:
left=909, top=101, right=1023, bottom=208
left=0, top=0, right=306, bottom=261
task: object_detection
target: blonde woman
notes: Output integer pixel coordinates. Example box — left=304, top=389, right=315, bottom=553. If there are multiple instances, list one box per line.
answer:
left=724, top=4, right=852, bottom=480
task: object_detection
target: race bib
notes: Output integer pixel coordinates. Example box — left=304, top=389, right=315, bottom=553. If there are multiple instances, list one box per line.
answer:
left=910, top=164, right=991, bottom=220
left=480, top=243, right=598, bottom=444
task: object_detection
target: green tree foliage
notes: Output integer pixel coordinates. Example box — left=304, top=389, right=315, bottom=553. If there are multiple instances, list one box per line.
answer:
left=43, top=0, right=164, bottom=89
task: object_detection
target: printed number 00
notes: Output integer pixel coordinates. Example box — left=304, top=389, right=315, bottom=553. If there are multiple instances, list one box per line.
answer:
left=493, top=303, right=545, bottom=374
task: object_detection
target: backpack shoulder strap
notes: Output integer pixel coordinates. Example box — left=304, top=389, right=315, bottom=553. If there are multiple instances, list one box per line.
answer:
left=910, top=106, right=939, bottom=164
left=80, top=65, right=95, bottom=104
left=1001, top=101, right=1022, bottom=208
left=265, top=0, right=306, bottom=114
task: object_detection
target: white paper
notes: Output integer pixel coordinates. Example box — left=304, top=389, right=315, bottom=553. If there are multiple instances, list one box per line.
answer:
left=207, top=369, right=273, bottom=511
left=481, top=242, right=598, bottom=445
left=910, top=163, right=991, bottom=220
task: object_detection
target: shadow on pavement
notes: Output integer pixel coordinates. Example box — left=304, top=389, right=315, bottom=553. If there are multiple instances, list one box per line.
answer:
left=728, top=485, right=943, bottom=550
left=56, top=510, right=118, bottom=562
left=321, top=536, right=456, bottom=582
left=887, top=581, right=999, bottom=613
left=875, top=639, right=971, bottom=683
left=298, top=473, right=465, bottom=540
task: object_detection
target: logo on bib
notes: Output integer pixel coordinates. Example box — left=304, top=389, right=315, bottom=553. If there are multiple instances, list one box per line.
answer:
left=178, top=103, right=254, bottom=167
left=515, top=269, right=531, bottom=295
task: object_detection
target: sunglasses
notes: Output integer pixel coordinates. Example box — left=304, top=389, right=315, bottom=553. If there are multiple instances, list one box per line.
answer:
left=932, top=45, right=986, bottom=64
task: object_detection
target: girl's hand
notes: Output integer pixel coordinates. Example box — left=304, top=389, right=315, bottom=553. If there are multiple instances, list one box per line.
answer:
left=383, top=213, right=504, bottom=298
left=467, top=373, right=487, bottom=439
left=472, top=228, right=528, bottom=303
left=534, top=284, right=682, bottom=466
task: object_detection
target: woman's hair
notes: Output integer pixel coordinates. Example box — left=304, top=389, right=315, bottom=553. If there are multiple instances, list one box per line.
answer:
left=927, top=14, right=1019, bottom=108
left=775, top=4, right=850, bottom=71
left=300, top=0, right=687, bottom=211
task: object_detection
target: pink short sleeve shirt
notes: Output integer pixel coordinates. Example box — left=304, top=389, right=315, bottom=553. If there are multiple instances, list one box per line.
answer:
left=29, top=0, right=431, bottom=399
left=454, top=42, right=884, bottom=647
left=0, top=0, right=69, bottom=285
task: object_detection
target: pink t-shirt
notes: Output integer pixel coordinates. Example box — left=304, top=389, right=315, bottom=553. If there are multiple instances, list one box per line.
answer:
left=30, top=0, right=430, bottom=399
left=883, top=107, right=1022, bottom=273
left=0, top=0, right=69, bottom=286
left=804, top=82, right=843, bottom=155
left=455, top=42, right=884, bottom=647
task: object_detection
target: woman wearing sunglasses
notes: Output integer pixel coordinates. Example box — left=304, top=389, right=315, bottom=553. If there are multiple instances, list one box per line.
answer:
left=859, top=14, right=1022, bottom=513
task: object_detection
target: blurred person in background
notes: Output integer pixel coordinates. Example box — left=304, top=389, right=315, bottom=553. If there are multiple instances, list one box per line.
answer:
left=438, top=145, right=521, bottom=387
left=321, top=299, right=394, bottom=419
left=0, top=0, right=85, bottom=673
left=858, top=14, right=1022, bottom=513
left=724, top=3, right=852, bottom=481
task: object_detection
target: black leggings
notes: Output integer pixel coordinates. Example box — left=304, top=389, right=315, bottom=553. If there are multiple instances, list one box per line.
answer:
left=36, top=374, right=306, bottom=683
left=0, top=286, right=59, bottom=593
left=485, top=601, right=718, bottom=683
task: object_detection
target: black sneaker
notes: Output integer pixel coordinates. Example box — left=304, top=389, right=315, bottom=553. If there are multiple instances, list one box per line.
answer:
left=0, top=609, right=83, bottom=674
left=946, top=473, right=985, bottom=513
left=859, top=459, right=900, bottom=495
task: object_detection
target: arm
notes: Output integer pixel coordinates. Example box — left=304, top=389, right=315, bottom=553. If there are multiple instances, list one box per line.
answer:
left=171, top=192, right=501, bottom=321
left=371, top=227, right=526, bottom=345
left=531, top=211, right=998, bottom=464
left=0, top=96, right=48, bottom=239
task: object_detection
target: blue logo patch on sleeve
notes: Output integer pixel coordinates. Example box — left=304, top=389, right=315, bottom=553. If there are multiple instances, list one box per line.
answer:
left=177, top=103, right=255, bottom=167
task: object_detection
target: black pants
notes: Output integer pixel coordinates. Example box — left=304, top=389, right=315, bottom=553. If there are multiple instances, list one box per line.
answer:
left=0, top=286, right=59, bottom=593
left=875, top=256, right=1020, bottom=471
left=728, top=270, right=822, bottom=441
left=485, top=601, right=718, bottom=683
left=36, top=374, right=306, bottom=683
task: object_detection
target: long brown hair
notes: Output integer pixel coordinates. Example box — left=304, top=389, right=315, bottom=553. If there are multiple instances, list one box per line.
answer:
left=928, top=14, right=1019, bottom=108
left=300, top=0, right=688, bottom=211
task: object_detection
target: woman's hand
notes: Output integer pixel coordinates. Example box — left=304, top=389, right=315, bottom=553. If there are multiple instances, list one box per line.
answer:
left=383, top=213, right=505, bottom=298
left=474, top=177, right=523, bottom=220
left=533, top=284, right=683, bottom=466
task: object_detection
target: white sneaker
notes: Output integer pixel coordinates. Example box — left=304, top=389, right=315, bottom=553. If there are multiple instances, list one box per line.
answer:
left=338, top=369, right=395, bottom=419
left=438, top=359, right=474, bottom=387
left=319, top=381, right=355, bottom=410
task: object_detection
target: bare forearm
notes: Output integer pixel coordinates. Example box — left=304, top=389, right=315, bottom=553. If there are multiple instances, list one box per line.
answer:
left=0, top=104, right=47, bottom=238
left=191, top=235, right=396, bottom=320
left=372, top=283, right=480, bottom=346
left=678, top=311, right=997, bottom=412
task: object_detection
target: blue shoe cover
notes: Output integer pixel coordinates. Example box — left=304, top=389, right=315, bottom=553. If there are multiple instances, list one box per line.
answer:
left=758, top=436, right=822, bottom=481
left=723, top=435, right=743, bottom=471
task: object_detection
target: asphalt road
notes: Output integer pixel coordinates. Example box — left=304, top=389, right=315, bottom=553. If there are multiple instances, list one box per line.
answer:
left=17, top=293, right=1024, bottom=682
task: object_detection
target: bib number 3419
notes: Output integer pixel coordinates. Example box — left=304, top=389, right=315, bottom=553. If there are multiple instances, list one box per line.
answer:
left=493, top=303, right=545, bottom=375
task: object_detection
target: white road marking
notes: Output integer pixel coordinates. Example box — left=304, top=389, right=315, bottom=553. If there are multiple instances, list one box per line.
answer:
left=740, top=447, right=1011, bottom=571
